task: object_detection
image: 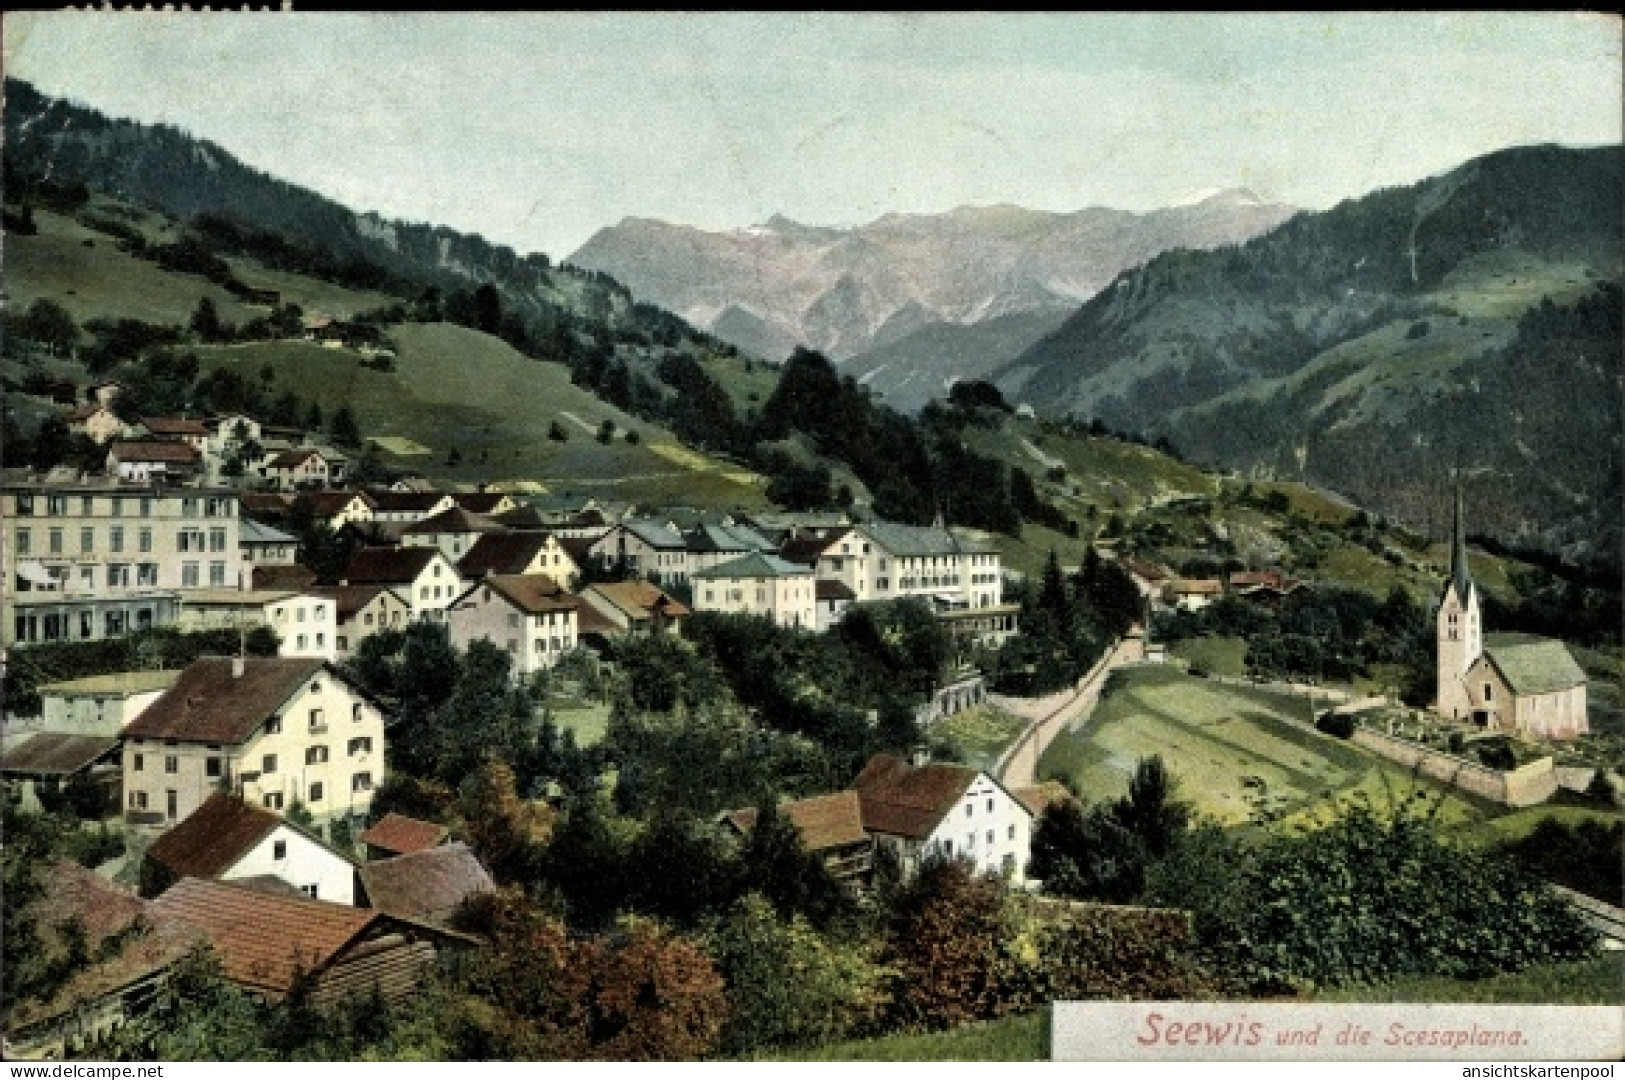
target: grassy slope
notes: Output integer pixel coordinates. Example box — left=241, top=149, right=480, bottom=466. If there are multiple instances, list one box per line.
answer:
left=756, top=1010, right=1048, bottom=1062
left=934, top=704, right=1029, bottom=773
left=195, top=322, right=770, bottom=509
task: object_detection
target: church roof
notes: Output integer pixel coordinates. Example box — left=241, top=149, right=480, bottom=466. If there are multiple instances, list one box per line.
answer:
left=1443, top=480, right=1475, bottom=607
left=1482, top=634, right=1587, bottom=696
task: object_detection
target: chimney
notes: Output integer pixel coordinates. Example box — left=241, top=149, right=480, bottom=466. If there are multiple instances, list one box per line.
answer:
left=232, top=656, right=245, bottom=679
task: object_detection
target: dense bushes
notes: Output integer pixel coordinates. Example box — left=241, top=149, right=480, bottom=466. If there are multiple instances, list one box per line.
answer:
left=1146, top=804, right=1598, bottom=993
left=1316, top=710, right=1356, bottom=738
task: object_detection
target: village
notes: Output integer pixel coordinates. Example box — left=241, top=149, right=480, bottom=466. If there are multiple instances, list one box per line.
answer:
left=1, top=380, right=1616, bottom=1059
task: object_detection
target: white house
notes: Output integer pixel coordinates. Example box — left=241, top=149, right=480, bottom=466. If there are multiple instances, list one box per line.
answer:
left=457, top=531, right=581, bottom=586
left=445, top=574, right=579, bottom=676
left=587, top=522, right=690, bottom=586
left=176, top=588, right=339, bottom=661
left=36, top=670, right=181, bottom=736
left=339, top=546, right=462, bottom=620
left=400, top=505, right=503, bottom=564
left=262, top=448, right=337, bottom=491
left=105, top=440, right=202, bottom=483
left=853, top=753, right=1033, bottom=883
left=238, top=518, right=300, bottom=567
left=691, top=552, right=818, bottom=631
left=364, top=489, right=455, bottom=524
left=121, top=656, right=386, bottom=828
left=309, top=584, right=412, bottom=659
left=141, top=791, right=359, bottom=904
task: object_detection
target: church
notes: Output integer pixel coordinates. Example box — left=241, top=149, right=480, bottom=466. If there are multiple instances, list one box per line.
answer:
left=1434, top=487, right=1589, bottom=740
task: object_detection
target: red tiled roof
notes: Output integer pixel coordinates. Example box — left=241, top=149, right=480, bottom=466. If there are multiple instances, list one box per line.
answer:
left=268, top=448, right=327, bottom=470
left=124, top=657, right=327, bottom=744
left=111, top=440, right=200, bottom=463
left=402, top=505, right=502, bottom=536
left=358, top=813, right=449, bottom=856
left=145, top=793, right=282, bottom=880
left=1013, top=780, right=1075, bottom=818
left=358, top=842, right=494, bottom=923
left=342, top=546, right=445, bottom=586
left=587, top=580, right=690, bottom=621
left=815, top=579, right=857, bottom=602
left=479, top=574, right=578, bottom=616
left=365, top=489, right=449, bottom=513
left=2, top=863, right=202, bottom=1032
left=725, top=790, right=868, bottom=853
left=853, top=753, right=980, bottom=840
left=451, top=491, right=509, bottom=514
left=148, top=878, right=377, bottom=996
left=457, top=532, right=560, bottom=577
left=0, top=733, right=120, bottom=776
left=308, top=583, right=401, bottom=621
left=296, top=490, right=373, bottom=516
left=778, top=529, right=849, bottom=567
left=253, top=564, right=320, bottom=591
left=140, top=416, right=209, bottom=436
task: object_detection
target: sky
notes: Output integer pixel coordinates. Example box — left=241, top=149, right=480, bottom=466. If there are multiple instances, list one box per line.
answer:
left=4, top=12, right=1620, bottom=259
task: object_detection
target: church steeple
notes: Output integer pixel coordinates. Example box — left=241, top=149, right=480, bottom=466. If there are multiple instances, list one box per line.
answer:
left=1448, top=477, right=1473, bottom=605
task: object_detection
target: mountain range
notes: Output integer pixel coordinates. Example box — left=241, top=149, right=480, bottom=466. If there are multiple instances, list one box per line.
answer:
left=568, top=193, right=1297, bottom=364
left=995, top=144, right=1622, bottom=566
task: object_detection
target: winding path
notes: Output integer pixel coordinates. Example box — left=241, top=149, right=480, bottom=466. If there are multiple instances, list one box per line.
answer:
left=993, top=634, right=1145, bottom=789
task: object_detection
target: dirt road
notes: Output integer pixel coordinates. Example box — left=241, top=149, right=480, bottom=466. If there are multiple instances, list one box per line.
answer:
left=993, top=635, right=1144, bottom=789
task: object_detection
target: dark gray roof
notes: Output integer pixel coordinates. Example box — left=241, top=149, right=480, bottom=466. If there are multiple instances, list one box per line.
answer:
left=692, top=552, right=814, bottom=579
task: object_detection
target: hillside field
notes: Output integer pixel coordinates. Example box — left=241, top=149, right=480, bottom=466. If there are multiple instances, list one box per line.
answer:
left=1037, top=666, right=1485, bottom=827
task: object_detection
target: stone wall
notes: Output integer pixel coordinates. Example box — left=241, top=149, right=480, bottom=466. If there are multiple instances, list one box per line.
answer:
left=1349, top=727, right=1558, bottom=806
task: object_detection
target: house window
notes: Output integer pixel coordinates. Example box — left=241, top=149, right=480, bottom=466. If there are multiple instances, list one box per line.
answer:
left=508, top=613, right=520, bottom=628
left=49, top=528, right=63, bottom=554
left=967, top=832, right=976, bottom=849
left=316, top=633, right=325, bottom=648
left=210, top=528, right=227, bottom=552
left=306, top=746, right=329, bottom=765
left=263, top=792, right=285, bottom=810
left=162, top=754, right=179, bottom=774
left=965, top=804, right=973, bottom=818
left=48, top=495, right=67, bottom=515
left=266, top=716, right=282, bottom=735
left=309, top=782, right=324, bottom=803
left=986, top=830, right=994, bottom=846
left=140, top=497, right=152, bottom=518
left=1484, top=684, right=1493, bottom=701
left=132, top=753, right=145, bottom=772
left=206, top=757, right=222, bottom=778
left=297, top=635, right=308, bottom=650
left=263, top=754, right=278, bottom=774
left=363, top=613, right=374, bottom=626
left=352, top=703, right=363, bottom=724
left=300, top=884, right=319, bottom=899
left=181, top=563, right=200, bottom=587
left=14, top=529, right=27, bottom=556
left=337, top=636, right=349, bottom=651
left=309, top=708, right=325, bottom=731
left=209, top=562, right=226, bottom=586
left=16, top=493, right=33, bottom=515
left=352, top=772, right=373, bottom=793
left=348, top=737, right=373, bottom=756
left=139, top=528, right=153, bottom=553
left=941, top=838, right=953, bottom=856
left=986, top=798, right=993, bottom=813
left=1002, top=853, right=1016, bottom=873
left=166, top=790, right=178, bottom=819
left=110, top=527, right=124, bottom=553
left=273, top=840, right=288, bottom=860
left=1008, top=825, right=1016, bottom=841
left=138, top=563, right=158, bottom=586
left=129, top=791, right=148, bottom=810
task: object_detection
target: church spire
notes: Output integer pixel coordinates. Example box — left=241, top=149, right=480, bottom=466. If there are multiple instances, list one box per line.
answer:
left=1450, top=475, right=1473, bottom=603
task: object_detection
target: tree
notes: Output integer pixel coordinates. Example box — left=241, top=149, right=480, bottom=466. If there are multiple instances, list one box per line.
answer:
left=25, top=297, right=79, bottom=356
left=597, top=419, right=615, bottom=445
left=459, top=756, right=545, bottom=884
left=702, top=894, right=890, bottom=1054
left=304, top=401, right=324, bottom=432
left=740, top=796, right=850, bottom=927
left=190, top=296, right=226, bottom=343
left=881, top=856, right=1016, bottom=1030
left=582, top=917, right=730, bottom=1060
left=329, top=406, right=362, bottom=448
